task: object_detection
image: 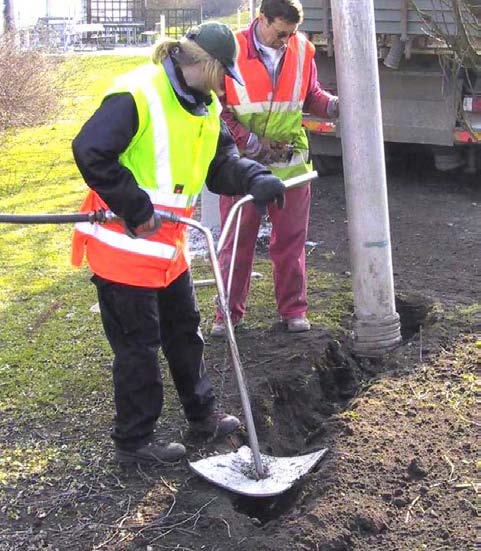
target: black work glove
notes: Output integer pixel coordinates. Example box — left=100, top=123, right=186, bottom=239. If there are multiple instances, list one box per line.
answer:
left=249, top=173, right=285, bottom=214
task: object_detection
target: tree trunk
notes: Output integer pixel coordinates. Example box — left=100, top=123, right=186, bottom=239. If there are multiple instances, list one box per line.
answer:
left=3, top=0, right=16, bottom=33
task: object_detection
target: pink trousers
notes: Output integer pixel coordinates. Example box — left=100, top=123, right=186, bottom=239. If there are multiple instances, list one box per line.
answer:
left=216, top=183, right=311, bottom=324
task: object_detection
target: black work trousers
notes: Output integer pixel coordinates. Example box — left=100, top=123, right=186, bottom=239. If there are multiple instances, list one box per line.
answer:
left=92, top=270, right=215, bottom=451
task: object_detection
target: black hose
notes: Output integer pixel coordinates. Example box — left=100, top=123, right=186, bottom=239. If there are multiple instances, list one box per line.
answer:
left=0, top=209, right=180, bottom=226
left=0, top=213, right=91, bottom=224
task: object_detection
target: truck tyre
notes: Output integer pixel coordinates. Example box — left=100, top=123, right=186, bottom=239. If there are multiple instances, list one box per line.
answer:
left=312, top=154, right=343, bottom=177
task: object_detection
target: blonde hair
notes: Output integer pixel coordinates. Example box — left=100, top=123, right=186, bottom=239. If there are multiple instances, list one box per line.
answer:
left=152, top=37, right=225, bottom=93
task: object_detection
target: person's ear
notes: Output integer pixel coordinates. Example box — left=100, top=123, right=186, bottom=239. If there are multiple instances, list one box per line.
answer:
left=170, top=43, right=187, bottom=65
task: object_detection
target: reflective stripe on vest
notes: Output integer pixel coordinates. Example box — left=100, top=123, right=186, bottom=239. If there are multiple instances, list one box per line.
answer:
left=75, top=221, right=177, bottom=259
left=224, top=31, right=314, bottom=179
left=72, top=64, right=221, bottom=287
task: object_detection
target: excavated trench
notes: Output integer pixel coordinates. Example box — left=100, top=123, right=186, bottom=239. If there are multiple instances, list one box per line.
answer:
left=395, top=293, right=437, bottom=340
left=225, top=293, right=435, bottom=522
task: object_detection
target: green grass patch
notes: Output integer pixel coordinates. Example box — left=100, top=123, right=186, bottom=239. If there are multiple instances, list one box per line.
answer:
left=0, top=55, right=146, bottom=425
left=452, top=302, right=481, bottom=323
left=191, top=257, right=353, bottom=333
left=161, top=11, right=252, bottom=37
left=0, top=443, right=82, bottom=487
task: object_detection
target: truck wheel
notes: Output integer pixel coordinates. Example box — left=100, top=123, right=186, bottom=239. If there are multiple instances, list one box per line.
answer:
left=312, top=154, right=343, bottom=177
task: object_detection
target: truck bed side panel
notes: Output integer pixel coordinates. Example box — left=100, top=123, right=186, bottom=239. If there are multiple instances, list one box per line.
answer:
left=312, top=56, right=460, bottom=147
left=302, top=0, right=479, bottom=37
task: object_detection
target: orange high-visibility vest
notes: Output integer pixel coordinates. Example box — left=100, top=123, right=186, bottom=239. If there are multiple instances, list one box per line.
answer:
left=225, top=30, right=314, bottom=105
left=224, top=30, right=314, bottom=179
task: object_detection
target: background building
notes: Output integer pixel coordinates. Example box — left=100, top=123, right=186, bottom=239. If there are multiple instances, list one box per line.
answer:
left=7, top=0, right=201, bottom=42
left=13, top=0, right=84, bottom=28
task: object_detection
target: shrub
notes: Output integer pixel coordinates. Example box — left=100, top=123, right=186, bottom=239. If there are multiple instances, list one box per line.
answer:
left=0, top=33, right=66, bottom=134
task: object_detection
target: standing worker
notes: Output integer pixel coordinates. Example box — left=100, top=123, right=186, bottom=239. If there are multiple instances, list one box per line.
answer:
left=211, top=0, right=339, bottom=336
left=71, top=22, right=285, bottom=466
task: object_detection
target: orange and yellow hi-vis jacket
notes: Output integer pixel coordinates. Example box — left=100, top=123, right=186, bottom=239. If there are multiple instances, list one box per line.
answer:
left=72, top=63, right=221, bottom=288
left=224, top=27, right=315, bottom=180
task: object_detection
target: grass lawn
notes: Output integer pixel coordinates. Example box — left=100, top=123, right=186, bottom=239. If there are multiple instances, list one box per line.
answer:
left=0, top=56, right=151, bottom=480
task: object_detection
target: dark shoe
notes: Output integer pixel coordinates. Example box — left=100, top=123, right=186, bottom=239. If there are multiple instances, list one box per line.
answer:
left=189, top=411, right=240, bottom=437
left=115, top=441, right=186, bottom=465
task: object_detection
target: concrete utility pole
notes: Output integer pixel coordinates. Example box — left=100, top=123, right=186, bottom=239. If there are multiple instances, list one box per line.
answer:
left=331, top=0, right=401, bottom=356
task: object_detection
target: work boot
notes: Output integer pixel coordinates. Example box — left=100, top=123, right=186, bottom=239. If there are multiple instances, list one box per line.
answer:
left=189, top=411, right=240, bottom=437
left=115, top=441, right=186, bottom=465
left=285, top=316, right=311, bottom=333
left=210, top=320, right=227, bottom=337
left=210, top=319, right=242, bottom=338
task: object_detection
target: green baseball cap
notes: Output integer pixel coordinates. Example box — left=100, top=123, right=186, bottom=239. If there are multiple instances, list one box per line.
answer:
left=185, top=22, right=245, bottom=86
